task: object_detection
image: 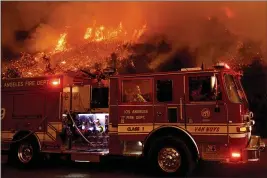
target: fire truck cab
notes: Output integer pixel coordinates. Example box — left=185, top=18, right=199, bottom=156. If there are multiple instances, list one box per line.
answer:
left=1, top=63, right=265, bottom=176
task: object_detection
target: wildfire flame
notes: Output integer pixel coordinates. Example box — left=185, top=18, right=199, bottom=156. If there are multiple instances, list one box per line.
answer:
left=2, top=21, right=147, bottom=78
left=84, top=28, right=93, bottom=40
left=54, top=33, right=67, bottom=52
left=83, top=22, right=133, bottom=42
left=133, top=24, right=147, bottom=39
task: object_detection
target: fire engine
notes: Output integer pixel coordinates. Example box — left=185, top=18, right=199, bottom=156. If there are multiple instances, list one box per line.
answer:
left=1, top=63, right=265, bottom=176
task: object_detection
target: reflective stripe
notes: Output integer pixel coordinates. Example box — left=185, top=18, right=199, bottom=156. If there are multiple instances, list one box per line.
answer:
left=118, top=132, right=149, bottom=135
left=49, top=122, right=63, bottom=132
left=229, top=133, right=247, bottom=138
left=191, top=133, right=227, bottom=136
left=0, top=131, right=54, bottom=142
left=108, top=125, right=118, bottom=132
left=117, top=123, right=246, bottom=134
left=44, top=122, right=63, bottom=141
left=1, top=121, right=62, bottom=142
left=187, top=125, right=227, bottom=133
left=35, top=132, right=55, bottom=142
left=118, top=125, right=153, bottom=133
left=46, top=122, right=62, bottom=141
left=155, top=123, right=244, bottom=126
left=1, top=131, right=15, bottom=140
left=107, top=123, right=248, bottom=136
left=47, top=126, right=57, bottom=139
left=36, top=122, right=62, bottom=142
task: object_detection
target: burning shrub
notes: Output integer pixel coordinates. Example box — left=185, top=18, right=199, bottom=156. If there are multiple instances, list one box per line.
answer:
left=2, top=68, right=22, bottom=79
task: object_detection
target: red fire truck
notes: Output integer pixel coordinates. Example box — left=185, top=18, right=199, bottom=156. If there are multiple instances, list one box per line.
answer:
left=1, top=63, right=265, bottom=176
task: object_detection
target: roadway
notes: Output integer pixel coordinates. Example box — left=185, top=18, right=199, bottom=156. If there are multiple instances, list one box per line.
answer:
left=1, top=140, right=267, bottom=178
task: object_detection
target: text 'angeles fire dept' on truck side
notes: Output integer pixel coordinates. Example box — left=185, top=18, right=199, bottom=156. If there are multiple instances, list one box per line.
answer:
left=1, top=63, right=265, bottom=176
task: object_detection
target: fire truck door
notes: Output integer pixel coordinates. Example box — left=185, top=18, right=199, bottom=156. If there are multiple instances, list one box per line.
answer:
left=118, top=78, right=154, bottom=138
left=185, top=74, right=228, bottom=144
left=154, top=76, right=184, bottom=125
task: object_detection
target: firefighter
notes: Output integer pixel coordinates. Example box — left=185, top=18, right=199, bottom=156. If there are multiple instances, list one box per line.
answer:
left=105, top=115, right=109, bottom=133
left=131, top=85, right=147, bottom=102
left=191, top=84, right=208, bottom=101
left=95, top=119, right=104, bottom=134
left=87, top=116, right=96, bottom=134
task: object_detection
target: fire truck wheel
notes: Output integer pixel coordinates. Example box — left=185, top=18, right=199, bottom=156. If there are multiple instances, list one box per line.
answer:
left=10, top=137, right=40, bottom=168
left=148, top=136, right=195, bottom=176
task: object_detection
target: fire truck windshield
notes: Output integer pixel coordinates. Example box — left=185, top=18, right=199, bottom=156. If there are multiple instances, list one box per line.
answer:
left=224, top=74, right=246, bottom=104
left=234, top=75, right=249, bottom=109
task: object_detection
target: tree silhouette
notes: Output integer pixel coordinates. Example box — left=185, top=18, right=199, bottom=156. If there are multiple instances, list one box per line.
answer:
left=242, top=59, right=267, bottom=136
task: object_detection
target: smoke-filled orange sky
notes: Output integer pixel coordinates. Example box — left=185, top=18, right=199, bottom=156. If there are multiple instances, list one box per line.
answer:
left=2, top=1, right=267, bottom=53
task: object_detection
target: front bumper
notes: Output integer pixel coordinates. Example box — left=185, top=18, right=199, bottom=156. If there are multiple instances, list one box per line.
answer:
left=224, top=135, right=265, bottom=163
left=239, top=118, right=265, bottom=162
left=242, top=135, right=265, bottom=162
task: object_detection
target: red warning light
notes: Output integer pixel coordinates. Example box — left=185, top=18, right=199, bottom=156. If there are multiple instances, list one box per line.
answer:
left=50, top=78, right=61, bottom=86
left=214, top=62, right=231, bottom=69
left=231, top=152, right=241, bottom=158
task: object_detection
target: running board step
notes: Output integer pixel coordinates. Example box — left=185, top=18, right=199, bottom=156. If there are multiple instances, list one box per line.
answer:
left=69, top=151, right=108, bottom=162
left=71, top=153, right=100, bottom=162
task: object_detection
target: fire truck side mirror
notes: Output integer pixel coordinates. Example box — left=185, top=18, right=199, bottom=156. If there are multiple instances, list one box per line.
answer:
left=211, top=75, right=220, bottom=101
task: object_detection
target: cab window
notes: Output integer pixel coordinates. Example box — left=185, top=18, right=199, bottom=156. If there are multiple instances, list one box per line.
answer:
left=156, top=80, right=173, bottom=102
left=189, top=76, right=222, bottom=102
left=91, top=87, right=109, bottom=108
left=122, top=79, right=152, bottom=103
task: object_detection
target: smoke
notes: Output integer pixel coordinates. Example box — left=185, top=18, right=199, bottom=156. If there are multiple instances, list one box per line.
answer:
left=2, top=1, right=267, bottom=69
left=140, top=1, right=267, bottom=68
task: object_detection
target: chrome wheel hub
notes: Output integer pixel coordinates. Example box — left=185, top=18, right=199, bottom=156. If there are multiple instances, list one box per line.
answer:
left=18, top=143, right=33, bottom=164
left=158, top=147, right=181, bottom=173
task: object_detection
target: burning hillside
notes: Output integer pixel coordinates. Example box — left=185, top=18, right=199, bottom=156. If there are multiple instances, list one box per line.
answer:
left=2, top=22, right=147, bottom=78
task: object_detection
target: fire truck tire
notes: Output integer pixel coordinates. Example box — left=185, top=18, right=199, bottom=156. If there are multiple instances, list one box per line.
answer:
left=147, top=136, right=195, bottom=177
left=10, top=136, right=40, bottom=168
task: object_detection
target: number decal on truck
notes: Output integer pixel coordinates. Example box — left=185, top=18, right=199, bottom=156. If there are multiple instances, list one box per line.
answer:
left=1, top=108, right=6, bottom=120
left=201, top=108, right=211, bottom=118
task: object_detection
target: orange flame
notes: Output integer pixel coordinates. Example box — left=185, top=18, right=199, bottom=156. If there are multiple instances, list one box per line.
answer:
left=84, top=28, right=93, bottom=39
left=54, top=33, right=67, bottom=52
left=83, top=22, right=143, bottom=42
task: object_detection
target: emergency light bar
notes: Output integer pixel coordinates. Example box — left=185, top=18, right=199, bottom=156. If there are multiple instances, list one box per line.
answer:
left=214, top=62, right=230, bottom=69
left=181, top=67, right=202, bottom=71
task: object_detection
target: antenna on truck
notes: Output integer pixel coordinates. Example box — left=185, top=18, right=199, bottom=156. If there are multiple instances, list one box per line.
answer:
left=201, top=62, right=204, bottom=70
